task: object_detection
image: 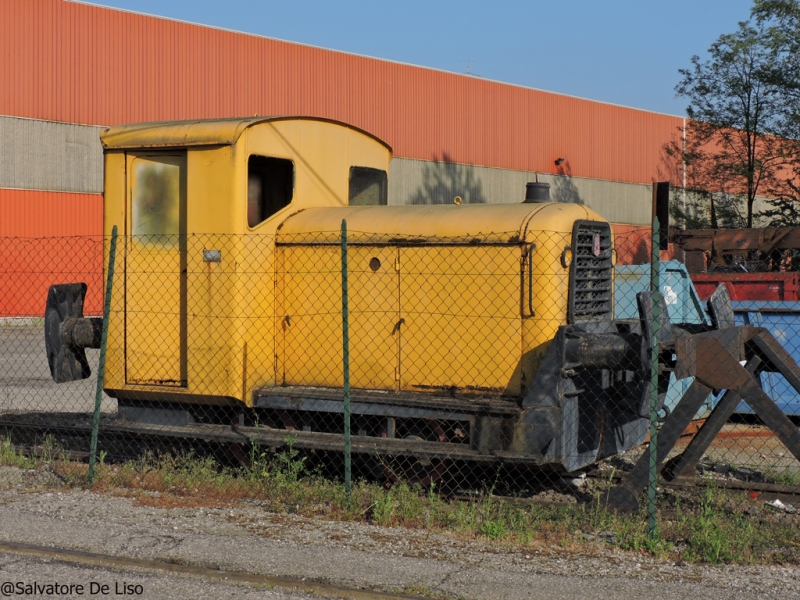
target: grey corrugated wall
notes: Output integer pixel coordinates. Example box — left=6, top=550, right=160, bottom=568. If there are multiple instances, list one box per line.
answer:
left=0, top=115, right=104, bottom=193
left=388, top=157, right=655, bottom=225
left=2, top=115, right=708, bottom=227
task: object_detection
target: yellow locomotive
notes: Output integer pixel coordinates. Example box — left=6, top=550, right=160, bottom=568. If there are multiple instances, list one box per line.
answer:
left=46, top=116, right=656, bottom=474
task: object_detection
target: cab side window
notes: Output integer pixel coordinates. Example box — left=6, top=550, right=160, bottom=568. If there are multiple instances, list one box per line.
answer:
left=248, top=155, right=294, bottom=227
left=348, top=166, right=387, bottom=206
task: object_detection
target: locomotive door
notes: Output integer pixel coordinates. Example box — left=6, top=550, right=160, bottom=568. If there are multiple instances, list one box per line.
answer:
left=278, top=245, right=400, bottom=390
left=399, top=245, right=522, bottom=393
left=125, top=153, right=188, bottom=386
left=348, top=246, right=401, bottom=389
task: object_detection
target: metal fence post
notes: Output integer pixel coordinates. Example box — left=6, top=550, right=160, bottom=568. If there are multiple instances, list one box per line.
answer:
left=88, top=225, right=118, bottom=484
left=648, top=217, right=660, bottom=537
left=341, top=219, right=352, bottom=495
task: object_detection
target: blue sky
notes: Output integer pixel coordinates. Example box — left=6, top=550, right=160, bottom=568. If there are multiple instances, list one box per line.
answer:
left=84, top=0, right=755, bottom=116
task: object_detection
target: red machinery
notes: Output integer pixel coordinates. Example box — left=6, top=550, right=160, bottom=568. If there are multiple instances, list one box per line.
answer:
left=692, top=272, right=800, bottom=301
left=671, top=227, right=800, bottom=301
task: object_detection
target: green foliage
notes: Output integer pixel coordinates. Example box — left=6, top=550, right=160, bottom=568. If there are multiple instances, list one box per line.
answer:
left=247, top=436, right=307, bottom=485
left=272, top=436, right=307, bottom=483
left=668, top=1, right=800, bottom=228
left=752, top=0, right=800, bottom=139
left=685, top=487, right=732, bottom=563
left=0, top=437, right=37, bottom=469
left=2, top=439, right=798, bottom=565
left=479, top=519, right=507, bottom=540
left=613, top=519, right=672, bottom=558
left=765, top=469, right=800, bottom=486
left=372, top=491, right=395, bottom=526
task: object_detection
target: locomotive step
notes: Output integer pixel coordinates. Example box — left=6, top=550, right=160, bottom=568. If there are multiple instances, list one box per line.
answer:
left=253, top=385, right=522, bottom=420
left=103, top=420, right=544, bottom=465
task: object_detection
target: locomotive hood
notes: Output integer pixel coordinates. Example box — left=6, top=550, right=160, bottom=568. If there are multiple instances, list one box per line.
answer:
left=276, top=202, right=607, bottom=243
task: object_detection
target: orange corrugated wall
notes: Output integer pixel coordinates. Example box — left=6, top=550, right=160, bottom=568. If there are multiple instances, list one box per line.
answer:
left=0, top=189, right=103, bottom=316
left=0, top=0, right=684, bottom=187
left=0, top=189, right=102, bottom=237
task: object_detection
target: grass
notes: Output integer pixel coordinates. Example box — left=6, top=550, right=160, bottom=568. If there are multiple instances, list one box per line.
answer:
left=1, top=436, right=798, bottom=566
left=765, top=469, right=800, bottom=486
left=0, top=437, right=38, bottom=469
left=0, top=435, right=72, bottom=471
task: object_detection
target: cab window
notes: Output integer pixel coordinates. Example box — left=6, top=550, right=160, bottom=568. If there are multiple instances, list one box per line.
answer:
left=348, top=166, right=387, bottom=206
left=248, top=155, right=294, bottom=227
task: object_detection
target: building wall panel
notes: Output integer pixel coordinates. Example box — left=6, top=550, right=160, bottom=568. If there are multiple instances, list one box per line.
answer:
left=389, top=158, right=653, bottom=225
left=0, top=188, right=103, bottom=316
left=0, top=188, right=102, bottom=237
left=0, top=114, right=656, bottom=234
left=0, top=0, right=683, bottom=188
left=0, top=115, right=104, bottom=193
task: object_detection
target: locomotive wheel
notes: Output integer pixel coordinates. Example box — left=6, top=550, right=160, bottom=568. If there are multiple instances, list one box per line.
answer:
left=379, top=455, right=451, bottom=490
left=379, top=419, right=453, bottom=490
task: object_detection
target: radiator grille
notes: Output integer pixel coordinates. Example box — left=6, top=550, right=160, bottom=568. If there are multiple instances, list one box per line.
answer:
left=568, top=221, right=613, bottom=324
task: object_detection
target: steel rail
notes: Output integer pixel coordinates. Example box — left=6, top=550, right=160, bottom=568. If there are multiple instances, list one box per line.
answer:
left=0, top=540, right=422, bottom=600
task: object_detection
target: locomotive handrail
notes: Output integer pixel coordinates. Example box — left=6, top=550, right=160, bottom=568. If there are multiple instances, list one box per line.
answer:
left=560, top=245, right=572, bottom=269
left=528, top=243, right=536, bottom=317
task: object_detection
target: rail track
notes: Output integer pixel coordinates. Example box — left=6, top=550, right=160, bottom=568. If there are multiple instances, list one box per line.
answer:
left=4, top=422, right=800, bottom=505
left=0, top=540, right=422, bottom=600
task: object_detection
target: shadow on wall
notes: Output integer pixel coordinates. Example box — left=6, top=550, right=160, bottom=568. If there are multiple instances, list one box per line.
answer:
left=409, top=153, right=487, bottom=205
left=551, top=161, right=583, bottom=205
left=614, top=225, right=652, bottom=265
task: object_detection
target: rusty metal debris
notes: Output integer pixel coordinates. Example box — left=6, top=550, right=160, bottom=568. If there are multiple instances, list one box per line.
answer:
left=606, top=286, right=800, bottom=514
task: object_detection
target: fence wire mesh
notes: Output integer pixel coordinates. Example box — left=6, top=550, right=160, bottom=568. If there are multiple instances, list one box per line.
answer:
left=1, top=228, right=799, bottom=508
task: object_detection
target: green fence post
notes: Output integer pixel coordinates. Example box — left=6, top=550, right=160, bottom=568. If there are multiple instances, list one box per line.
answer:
left=88, top=225, right=118, bottom=485
left=341, top=219, right=352, bottom=495
left=648, top=217, right=660, bottom=538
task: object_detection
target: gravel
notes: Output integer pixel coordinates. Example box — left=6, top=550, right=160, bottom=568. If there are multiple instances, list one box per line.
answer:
left=0, top=466, right=799, bottom=599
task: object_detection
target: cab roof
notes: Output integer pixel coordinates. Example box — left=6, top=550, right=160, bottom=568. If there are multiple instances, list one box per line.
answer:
left=100, top=116, right=392, bottom=151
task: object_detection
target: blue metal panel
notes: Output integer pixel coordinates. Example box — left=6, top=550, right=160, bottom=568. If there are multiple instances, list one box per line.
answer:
left=614, top=261, right=709, bottom=325
left=731, top=301, right=800, bottom=417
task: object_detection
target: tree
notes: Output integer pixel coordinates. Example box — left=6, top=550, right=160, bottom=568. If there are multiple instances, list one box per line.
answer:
left=752, top=0, right=800, bottom=138
left=672, top=11, right=796, bottom=228
left=752, top=0, right=800, bottom=225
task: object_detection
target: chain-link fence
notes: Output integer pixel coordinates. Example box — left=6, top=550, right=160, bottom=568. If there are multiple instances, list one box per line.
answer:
left=1, top=226, right=799, bottom=514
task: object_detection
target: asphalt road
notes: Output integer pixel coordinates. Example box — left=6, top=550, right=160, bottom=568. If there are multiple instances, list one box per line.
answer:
left=0, top=551, right=316, bottom=600
left=0, top=322, right=115, bottom=415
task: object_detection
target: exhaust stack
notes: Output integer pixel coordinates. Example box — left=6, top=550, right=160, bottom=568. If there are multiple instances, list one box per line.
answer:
left=524, top=182, right=550, bottom=203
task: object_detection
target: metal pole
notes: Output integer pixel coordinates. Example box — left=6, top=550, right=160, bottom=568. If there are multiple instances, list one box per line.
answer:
left=88, top=225, right=118, bottom=484
left=648, top=217, right=660, bottom=537
left=341, top=219, right=352, bottom=495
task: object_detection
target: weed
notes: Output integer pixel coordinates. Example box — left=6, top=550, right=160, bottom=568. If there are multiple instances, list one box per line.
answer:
left=1, top=436, right=797, bottom=565
left=272, top=436, right=306, bottom=483
left=246, top=436, right=306, bottom=485
left=682, top=485, right=748, bottom=563
left=479, top=519, right=507, bottom=540
left=0, top=437, right=37, bottom=469
left=373, top=491, right=395, bottom=526
left=765, top=469, right=800, bottom=486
